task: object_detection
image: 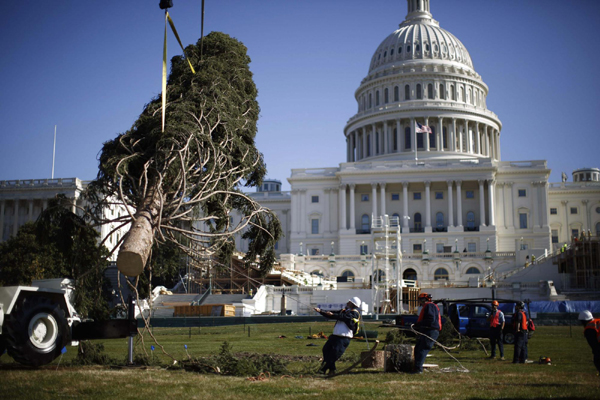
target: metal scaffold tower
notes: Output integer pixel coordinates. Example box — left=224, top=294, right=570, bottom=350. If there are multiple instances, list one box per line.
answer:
left=371, top=214, right=401, bottom=318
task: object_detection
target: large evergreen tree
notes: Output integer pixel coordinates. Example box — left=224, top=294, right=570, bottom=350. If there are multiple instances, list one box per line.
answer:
left=89, top=32, right=281, bottom=277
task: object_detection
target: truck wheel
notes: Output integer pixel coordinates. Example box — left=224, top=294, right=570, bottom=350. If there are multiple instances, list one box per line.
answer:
left=503, top=332, right=515, bottom=345
left=4, top=296, right=70, bottom=367
left=0, top=336, right=6, bottom=357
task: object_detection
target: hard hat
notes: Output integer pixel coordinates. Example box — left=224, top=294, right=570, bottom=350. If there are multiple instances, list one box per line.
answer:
left=516, top=301, right=525, bottom=309
left=578, top=310, right=593, bottom=321
left=349, top=297, right=362, bottom=308
left=418, top=292, right=432, bottom=300
left=491, top=300, right=499, bottom=306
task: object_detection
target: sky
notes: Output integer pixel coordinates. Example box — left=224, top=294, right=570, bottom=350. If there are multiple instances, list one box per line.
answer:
left=1, top=0, right=599, bottom=191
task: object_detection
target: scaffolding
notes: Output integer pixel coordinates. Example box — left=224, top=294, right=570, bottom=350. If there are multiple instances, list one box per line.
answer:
left=371, top=214, right=401, bottom=317
left=555, top=237, right=600, bottom=291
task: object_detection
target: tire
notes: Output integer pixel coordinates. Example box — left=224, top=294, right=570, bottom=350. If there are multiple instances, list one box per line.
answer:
left=503, top=332, right=515, bottom=345
left=4, top=296, right=70, bottom=367
left=0, top=335, right=6, bottom=357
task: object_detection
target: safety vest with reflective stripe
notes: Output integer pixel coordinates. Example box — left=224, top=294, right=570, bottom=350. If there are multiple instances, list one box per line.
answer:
left=490, top=310, right=501, bottom=328
left=584, top=318, right=600, bottom=342
left=513, top=310, right=527, bottom=331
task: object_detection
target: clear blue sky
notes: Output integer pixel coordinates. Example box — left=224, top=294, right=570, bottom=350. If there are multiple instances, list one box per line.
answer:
left=1, top=1, right=599, bottom=191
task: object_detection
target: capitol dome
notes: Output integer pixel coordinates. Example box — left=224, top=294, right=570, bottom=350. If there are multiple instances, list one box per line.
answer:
left=344, top=0, right=502, bottom=163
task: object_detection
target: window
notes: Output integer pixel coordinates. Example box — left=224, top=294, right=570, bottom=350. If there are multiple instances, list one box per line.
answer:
left=434, top=268, right=449, bottom=280
left=383, top=51, right=387, bottom=58
left=360, top=244, right=368, bottom=255
left=361, top=194, right=369, bottom=201
left=550, top=208, right=557, bottom=215
left=394, top=86, right=399, bottom=102
left=399, top=46, right=402, bottom=54
left=467, top=243, right=477, bottom=252
left=374, top=269, right=386, bottom=281
left=310, top=248, right=319, bottom=256
left=416, top=44, right=420, bottom=52
left=551, top=229, right=559, bottom=244
left=369, top=93, right=372, bottom=108
left=439, top=84, right=445, bottom=99
left=393, top=128, right=398, bottom=150
left=414, top=213, right=422, bottom=231
left=443, top=127, right=448, bottom=148
left=376, top=91, right=380, bottom=106
left=596, top=207, right=600, bottom=214
left=414, top=192, right=422, bottom=200
left=405, top=127, right=411, bottom=149
left=407, top=45, right=411, bottom=53
left=451, top=85, right=456, bottom=100
left=570, top=207, right=578, bottom=215
left=403, top=268, right=417, bottom=280
left=390, top=48, right=394, bottom=56
left=311, top=219, right=319, bottom=234
left=417, top=130, right=424, bottom=148
left=466, top=267, right=481, bottom=274
left=571, top=229, right=579, bottom=239
left=436, top=212, right=444, bottom=228
left=436, top=243, right=444, bottom=253
left=384, top=88, right=389, bottom=103
left=311, top=195, right=319, bottom=203
left=342, top=270, right=355, bottom=278
left=519, top=213, right=528, bottom=229
left=466, top=191, right=474, bottom=199
left=466, top=211, right=475, bottom=230
left=311, top=270, right=323, bottom=276
left=428, top=84, right=433, bottom=99
left=405, top=85, right=410, bottom=100
left=391, top=193, right=400, bottom=201
left=416, top=84, right=422, bottom=99
left=413, top=244, right=422, bottom=253
left=518, top=189, right=526, bottom=197
left=361, top=214, right=370, bottom=231
left=429, top=126, right=436, bottom=148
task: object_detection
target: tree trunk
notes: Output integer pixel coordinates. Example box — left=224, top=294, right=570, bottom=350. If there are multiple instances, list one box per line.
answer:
left=117, top=187, right=162, bottom=277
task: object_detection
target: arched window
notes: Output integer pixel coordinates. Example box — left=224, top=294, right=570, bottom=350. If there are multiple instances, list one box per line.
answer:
left=442, top=127, right=448, bottom=148
left=342, top=270, right=355, bottom=278
left=367, top=134, right=371, bottom=156
left=466, top=267, right=481, bottom=274
left=376, top=90, right=380, bottom=106
left=405, top=85, right=410, bottom=100
left=439, top=84, right=445, bottom=99
left=467, top=88, right=472, bottom=104
left=416, top=84, right=422, bottom=99
left=361, top=214, right=370, bottom=231
left=399, top=46, right=402, bottom=54
left=466, top=211, right=475, bottom=230
left=394, top=86, right=399, bottom=102
left=407, top=45, right=411, bottom=53
left=436, top=212, right=444, bottom=228
left=416, top=44, right=421, bottom=52
left=369, top=93, right=372, bottom=108
left=375, top=132, right=380, bottom=154
left=392, top=213, right=400, bottom=220
left=462, top=86, right=466, bottom=102
left=429, top=126, right=436, bottom=148
left=427, top=83, right=433, bottom=99
left=417, top=130, right=424, bottom=149
left=405, top=127, right=412, bottom=149
left=374, top=269, right=386, bottom=282
left=384, top=88, right=389, bottom=104
left=451, top=85, right=456, bottom=100
left=403, top=268, right=417, bottom=280
left=311, top=270, right=323, bottom=276
left=434, top=268, right=449, bottom=280
left=414, top=212, right=422, bottom=231
left=393, top=128, right=398, bottom=151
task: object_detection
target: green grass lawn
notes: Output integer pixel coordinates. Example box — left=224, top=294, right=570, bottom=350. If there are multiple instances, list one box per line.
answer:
left=1, top=323, right=598, bottom=399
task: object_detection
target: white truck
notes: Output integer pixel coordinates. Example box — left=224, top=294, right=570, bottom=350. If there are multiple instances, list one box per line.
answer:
left=0, top=278, right=136, bottom=367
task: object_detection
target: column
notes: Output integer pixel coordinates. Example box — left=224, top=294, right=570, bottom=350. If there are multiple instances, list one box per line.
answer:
left=346, top=136, right=351, bottom=162
left=339, top=185, right=347, bottom=231
left=451, top=118, right=457, bottom=151
left=424, top=117, right=430, bottom=151
left=478, top=180, right=486, bottom=227
left=447, top=180, right=454, bottom=227
left=475, top=122, right=480, bottom=154
left=425, top=181, right=431, bottom=229
left=362, top=127, right=367, bottom=159
left=438, top=117, right=443, bottom=151
left=466, top=120, right=472, bottom=153
left=396, top=119, right=401, bottom=153
left=380, top=183, right=386, bottom=216
left=531, top=181, right=538, bottom=228
left=383, top=121, right=389, bottom=154
left=349, top=184, right=356, bottom=230
left=371, top=183, right=378, bottom=218
left=562, top=200, right=569, bottom=241
left=488, top=179, right=495, bottom=227
left=324, top=188, right=331, bottom=233
left=12, top=199, right=19, bottom=236
left=402, top=182, right=409, bottom=230
left=458, top=122, right=464, bottom=152
left=300, top=190, right=306, bottom=233
left=0, top=200, right=4, bottom=241
left=507, top=182, right=515, bottom=228
left=28, top=199, right=34, bottom=222
left=456, top=180, right=463, bottom=227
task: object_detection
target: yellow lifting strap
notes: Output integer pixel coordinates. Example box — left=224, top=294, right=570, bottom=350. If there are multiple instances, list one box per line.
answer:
left=162, top=11, right=196, bottom=132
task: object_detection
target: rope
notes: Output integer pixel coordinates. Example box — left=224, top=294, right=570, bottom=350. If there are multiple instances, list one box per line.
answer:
left=410, top=324, right=469, bottom=373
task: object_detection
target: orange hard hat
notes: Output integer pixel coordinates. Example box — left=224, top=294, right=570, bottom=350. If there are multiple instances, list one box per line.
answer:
left=491, top=300, right=499, bottom=306
left=418, top=292, right=432, bottom=300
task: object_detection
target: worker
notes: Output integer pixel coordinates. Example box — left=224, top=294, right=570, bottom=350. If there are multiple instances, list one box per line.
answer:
left=313, top=297, right=361, bottom=375
left=578, top=310, right=600, bottom=374
left=531, top=255, right=536, bottom=264
left=487, top=300, right=505, bottom=360
left=413, top=292, right=441, bottom=373
left=512, top=301, right=528, bottom=363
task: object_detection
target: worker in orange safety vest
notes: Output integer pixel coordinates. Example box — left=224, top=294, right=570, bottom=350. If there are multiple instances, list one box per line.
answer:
left=512, top=302, right=528, bottom=364
left=487, top=300, right=505, bottom=360
left=579, top=310, right=600, bottom=375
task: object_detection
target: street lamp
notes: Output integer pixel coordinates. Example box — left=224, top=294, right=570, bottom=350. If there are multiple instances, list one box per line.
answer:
left=484, top=237, right=493, bottom=265
left=328, top=241, right=336, bottom=278
left=453, top=238, right=461, bottom=269
left=422, top=239, right=430, bottom=264
left=298, top=242, right=304, bottom=256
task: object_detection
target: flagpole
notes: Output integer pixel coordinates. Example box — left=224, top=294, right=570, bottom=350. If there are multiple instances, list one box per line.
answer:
left=414, top=121, right=418, bottom=164
left=52, top=125, right=56, bottom=179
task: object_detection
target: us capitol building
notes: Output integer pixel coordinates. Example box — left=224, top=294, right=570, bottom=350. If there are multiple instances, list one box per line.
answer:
left=237, top=0, right=600, bottom=302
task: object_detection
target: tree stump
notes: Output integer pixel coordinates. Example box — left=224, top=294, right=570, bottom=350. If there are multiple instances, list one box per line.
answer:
left=360, top=350, right=385, bottom=369
left=384, top=344, right=414, bottom=372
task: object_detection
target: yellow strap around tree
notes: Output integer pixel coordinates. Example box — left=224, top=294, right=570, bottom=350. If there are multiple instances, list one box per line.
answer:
left=162, top=11, right=196, bottom=133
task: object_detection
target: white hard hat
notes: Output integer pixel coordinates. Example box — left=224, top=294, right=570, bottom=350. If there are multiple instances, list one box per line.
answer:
left=349, top=297, right=361, bottom=308
left=578, top=310, right=593, bottom=321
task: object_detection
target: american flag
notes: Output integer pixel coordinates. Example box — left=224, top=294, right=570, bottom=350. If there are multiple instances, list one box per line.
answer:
left=416, top=122, right=432, bottom=134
